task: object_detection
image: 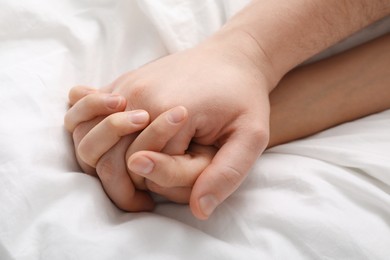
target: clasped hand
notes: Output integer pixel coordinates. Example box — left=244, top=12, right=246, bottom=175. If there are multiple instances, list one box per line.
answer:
left=64, top=34, right=273, bottom=219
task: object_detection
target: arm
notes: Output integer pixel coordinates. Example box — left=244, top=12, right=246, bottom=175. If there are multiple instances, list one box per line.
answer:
left=269, top=33, right=390, bottom=147
left=217, top=0, right=390, bottom=85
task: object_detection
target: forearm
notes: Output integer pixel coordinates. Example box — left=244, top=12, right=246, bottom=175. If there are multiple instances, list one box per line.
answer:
left=268, top=33, right=390, bottom=148
left=218, top=0, right=390, bottom=87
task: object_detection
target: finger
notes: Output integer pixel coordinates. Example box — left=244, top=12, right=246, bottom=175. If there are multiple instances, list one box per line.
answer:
left=78, top=110, right=150, bottom=168
left=146, top=181, right=192, bottom=204
left=128, top=144, right=216, bottom=188
left=64, top=93, right=126, bottom=132
left=161, top=129, right=194, bottom=155
left=72, top=117, right=105, bottom=176
left=68, top=85, right=98, bottom=105
left=125, top=106, right=189, bottom=189
left=96, top=135, right=154, bottom=212
left=190, top=121, right=269, bottom=220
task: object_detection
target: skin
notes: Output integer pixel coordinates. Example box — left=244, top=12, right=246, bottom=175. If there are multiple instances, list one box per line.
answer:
left=269, top=33, right=390, bottom=147
left=66, top=33, right=390, bottom=218
left=65, top=0, right=390, bottom=219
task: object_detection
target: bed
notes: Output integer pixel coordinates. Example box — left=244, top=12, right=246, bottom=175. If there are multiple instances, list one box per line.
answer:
left=1, top=1, right=389, bottom=259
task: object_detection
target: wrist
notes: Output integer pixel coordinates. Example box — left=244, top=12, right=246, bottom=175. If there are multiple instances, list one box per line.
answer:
left=201, top=27, right=282, bottom=93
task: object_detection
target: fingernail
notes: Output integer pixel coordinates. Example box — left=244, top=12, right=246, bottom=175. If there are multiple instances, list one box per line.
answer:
left=199, top=194, right=219, bottom=217
left=129, top=110, right=149, bottom=124
left=128, top=156, right=154, bottom=175
left=106, top=95, right=123, bottom=109
left=167, top=106, right=186, bottom=124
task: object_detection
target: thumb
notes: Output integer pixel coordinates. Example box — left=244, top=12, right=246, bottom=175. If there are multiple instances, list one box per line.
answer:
left=189, top=125, right=269, bottom=220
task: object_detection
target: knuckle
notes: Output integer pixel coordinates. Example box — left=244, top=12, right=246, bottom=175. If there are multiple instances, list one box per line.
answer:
left=252, top=123, right=269, bottom=139
left=249, top=124, right=270, bottom=149
left=77, top=139, right=95, bottom=167
left=72, top=117, right=104, bottom=145
left=159, top=157, right=182, bottom=188
left=105, top=113, right=142, bottom=137
left=104, top=114, right=122, bottom=130
left=68, top=86, right=83, bottom=104
left=83, top=93, right=98, bottom=108
left=127, top=81, right=148, bottom=106
left=63, top=113, right=74, bottom=132
left=220, top=165, right=246, bottom=189
left=72, top=124, right=88, bottom=145
left=148, top=122, right=167, bottom=137
left=78, top=93, right=105, bottom=112
left=130, top=85, right=145, bottom=99
left=96, top=156, right=116, bottom=184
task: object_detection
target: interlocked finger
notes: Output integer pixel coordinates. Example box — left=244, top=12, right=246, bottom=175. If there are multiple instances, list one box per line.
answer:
left=64, top=92, right=126, bottom=132
left=128, top=144, right=216, bottom=189
left=125, top=106, right=189, bottom=190
left=78, top=110, right=150, bottom=168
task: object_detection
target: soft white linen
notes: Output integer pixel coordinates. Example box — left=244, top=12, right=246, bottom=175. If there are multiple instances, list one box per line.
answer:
left=1, top=1, right=389, bottom=259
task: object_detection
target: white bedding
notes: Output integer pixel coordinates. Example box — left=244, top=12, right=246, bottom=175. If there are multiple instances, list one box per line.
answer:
left=1, top=1, right=389, bottom=259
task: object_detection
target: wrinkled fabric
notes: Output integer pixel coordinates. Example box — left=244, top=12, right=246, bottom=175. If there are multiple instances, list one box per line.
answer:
left=0, top=1, right=389, bottom=259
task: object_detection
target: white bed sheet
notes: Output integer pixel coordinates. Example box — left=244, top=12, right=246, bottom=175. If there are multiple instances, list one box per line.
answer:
left=1, top=1, right=389, bottom=259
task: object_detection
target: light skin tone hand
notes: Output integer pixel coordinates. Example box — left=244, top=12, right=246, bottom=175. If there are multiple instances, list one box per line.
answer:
left=65, top=33, right=390, bottom=216
left=65, top=0, right=389, bottom=219
left=65, top=89, right=217, bottom=207
left=111, top=42, right=272, bottom=220
left=66, top=37, right=272, bottom=219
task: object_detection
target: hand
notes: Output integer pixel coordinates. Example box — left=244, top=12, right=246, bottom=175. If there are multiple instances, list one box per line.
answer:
left=65, top=87, right=217, bottom=206
left=128, top=143, right=217, bottom=203
left=65, top=86, right=156, bottom=211
left=101, top=32, right=273, bottom=219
